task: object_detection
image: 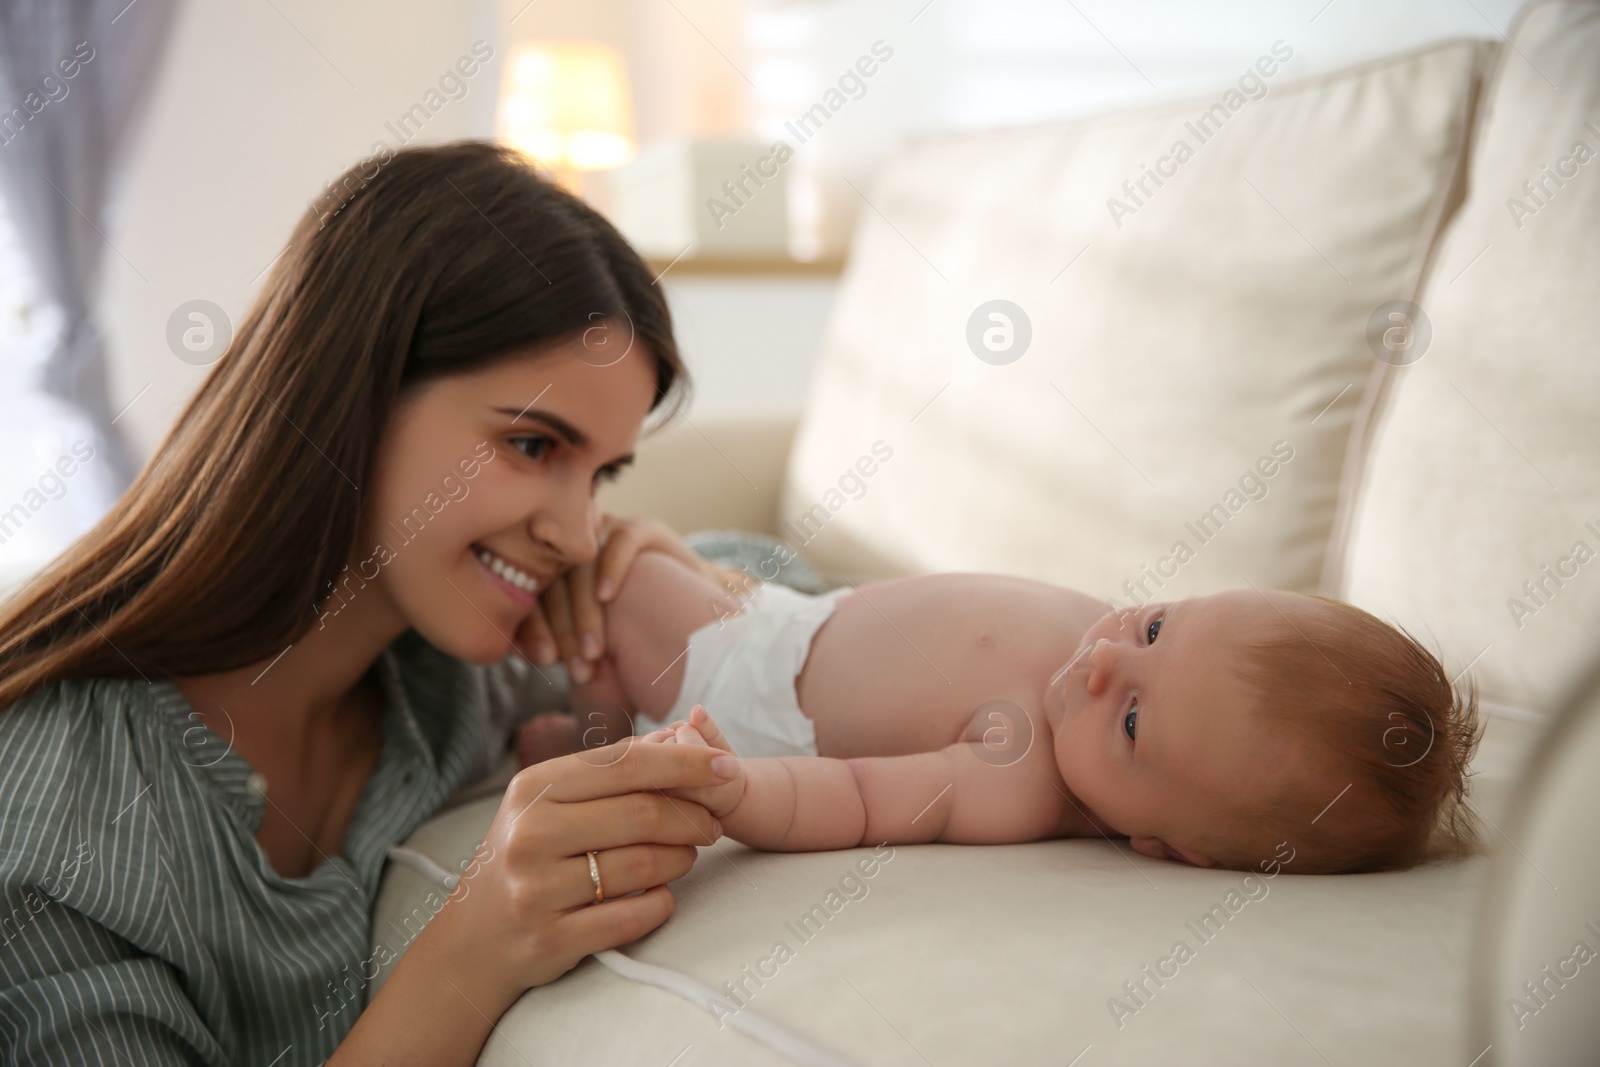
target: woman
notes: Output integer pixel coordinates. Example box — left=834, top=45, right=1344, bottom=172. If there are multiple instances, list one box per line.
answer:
left=0, top=141, right=748, bottom=1065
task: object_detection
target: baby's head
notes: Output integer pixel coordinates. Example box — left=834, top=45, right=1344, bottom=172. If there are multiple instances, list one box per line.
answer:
left=1047, top=589, right=1482, bottom=874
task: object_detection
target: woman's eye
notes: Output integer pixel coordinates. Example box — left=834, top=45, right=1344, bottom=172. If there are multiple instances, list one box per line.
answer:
left=593, top=466, right=623, bottom=487
left=1146, top=617, right=1162, bottom=644
left=511, top=435, right=552, bottom=461
left=1123, top=702, right=1139, bottom=742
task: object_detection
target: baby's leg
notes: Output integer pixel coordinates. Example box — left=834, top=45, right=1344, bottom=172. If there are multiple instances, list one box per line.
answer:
left=514, top=712, right=583, bottom=766
left=517, top=650, right=641, bottom=764
left=603, top=550, right=747, bottom=721
left=516, top=554, right=740, bottom=766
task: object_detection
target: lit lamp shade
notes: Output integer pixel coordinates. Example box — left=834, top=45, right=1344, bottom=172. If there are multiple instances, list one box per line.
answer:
left=497, top=43, right=636, bottom=178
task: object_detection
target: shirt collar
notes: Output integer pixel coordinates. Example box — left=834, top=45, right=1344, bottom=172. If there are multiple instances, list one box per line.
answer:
left=150, top=639, right=440, bottom=831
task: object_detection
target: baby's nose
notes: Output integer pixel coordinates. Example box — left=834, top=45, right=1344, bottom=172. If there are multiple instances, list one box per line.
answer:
left=1084, top=638, right=1117, bottom=694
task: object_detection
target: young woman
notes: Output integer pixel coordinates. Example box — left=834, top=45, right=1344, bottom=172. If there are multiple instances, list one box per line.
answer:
left=0, top=141, right=748, bottom=1065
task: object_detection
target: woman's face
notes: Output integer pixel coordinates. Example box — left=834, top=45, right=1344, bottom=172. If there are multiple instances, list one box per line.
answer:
left=353, top=333, right=658, bottom=663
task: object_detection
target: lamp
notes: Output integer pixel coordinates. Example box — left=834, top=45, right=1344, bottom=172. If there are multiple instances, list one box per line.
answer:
left=496, top=42, right=636, bottom=192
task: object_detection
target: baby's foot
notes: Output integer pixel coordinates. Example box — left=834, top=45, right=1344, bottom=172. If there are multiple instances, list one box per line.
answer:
left=514, top=713, right=583, bottom=767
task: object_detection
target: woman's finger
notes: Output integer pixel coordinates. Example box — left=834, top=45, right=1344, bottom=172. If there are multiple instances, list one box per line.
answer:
left=512, top=739, right=739, bottom=806
left=515, top=604, right=559, bottom=666
left=547, top=843, right=698, bottom=912
left=557, top=883, right=677, bottom=955
left=592, top=518, right=650, bottom=604
left=566, top=557, right=606, bottom=662
left=593, top=515, right=701, bottom=603
left=539, top=576, right=582, bottom=668
left=540, top=791, right=721, bottom=856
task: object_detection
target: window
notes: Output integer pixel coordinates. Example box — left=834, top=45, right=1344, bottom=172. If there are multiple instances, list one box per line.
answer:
left=0, top=190, right=117, bottom=595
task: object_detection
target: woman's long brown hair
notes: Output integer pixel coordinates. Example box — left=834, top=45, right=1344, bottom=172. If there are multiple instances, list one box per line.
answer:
left=0, top=140, right=688, bottom=709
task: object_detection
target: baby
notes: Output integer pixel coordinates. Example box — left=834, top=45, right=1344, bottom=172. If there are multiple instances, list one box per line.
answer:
left=516, top=552, right=1481, bottom=873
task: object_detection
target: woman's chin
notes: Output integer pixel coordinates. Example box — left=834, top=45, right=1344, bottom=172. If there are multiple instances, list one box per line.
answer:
left=413, top=618, right=522, bottom=665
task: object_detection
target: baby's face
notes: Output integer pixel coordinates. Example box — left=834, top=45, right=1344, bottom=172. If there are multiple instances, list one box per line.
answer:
left=1044, top=589, right=1317, bottom=867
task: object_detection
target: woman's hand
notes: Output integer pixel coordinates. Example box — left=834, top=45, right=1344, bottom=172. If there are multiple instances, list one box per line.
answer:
left=414, top=736, right=741, bottom=1011
left=515, top=513, right=754, bottom=683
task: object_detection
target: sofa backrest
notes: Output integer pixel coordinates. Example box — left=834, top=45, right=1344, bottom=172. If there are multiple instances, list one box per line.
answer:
left=1335, top=0, right=1600, bottom=718
left=781, top=37, right=1491, bottom=618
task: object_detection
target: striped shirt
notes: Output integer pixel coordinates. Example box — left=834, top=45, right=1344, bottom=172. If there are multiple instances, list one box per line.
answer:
left=0, top=631, right=563, bottom=1065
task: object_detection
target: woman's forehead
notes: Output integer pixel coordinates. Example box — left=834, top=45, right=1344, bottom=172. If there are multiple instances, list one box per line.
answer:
left=469, top=343, right=656, bottom=419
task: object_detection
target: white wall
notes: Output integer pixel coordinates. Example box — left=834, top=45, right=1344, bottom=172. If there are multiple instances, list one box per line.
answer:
left=0, top=0, right=1525, bottom=589
left=659, top=273, right=838, bottom=420
left=96, top=0, right=1524, bottom=462
left=103, top=0, right=498, bottom=462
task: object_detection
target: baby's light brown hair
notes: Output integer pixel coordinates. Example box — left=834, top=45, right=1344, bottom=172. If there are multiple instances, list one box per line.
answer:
left=1218, top=595, right=1483, bottom=875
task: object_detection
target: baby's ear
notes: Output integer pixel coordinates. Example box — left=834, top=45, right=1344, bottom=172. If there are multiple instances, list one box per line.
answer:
left=1128, top=836, right=1169, bottom=861
left=1129, top=836, right=1215, bottom=867
left=1168, top=843, right=1215, bottom=868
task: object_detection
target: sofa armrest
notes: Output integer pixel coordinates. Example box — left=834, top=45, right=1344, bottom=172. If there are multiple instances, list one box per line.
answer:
left=596, top=414, right=798, bottom=539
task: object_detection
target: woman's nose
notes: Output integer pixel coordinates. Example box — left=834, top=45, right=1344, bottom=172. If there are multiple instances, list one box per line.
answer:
left=530, top=484, right=600, bottom=565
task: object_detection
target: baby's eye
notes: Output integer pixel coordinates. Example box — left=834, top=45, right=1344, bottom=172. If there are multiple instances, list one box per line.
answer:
left=1123, top=701, right=1139, bottom=741
left=511, top=435, right=553, bottom=461
left=1146, top=616, right=1162, bottom=644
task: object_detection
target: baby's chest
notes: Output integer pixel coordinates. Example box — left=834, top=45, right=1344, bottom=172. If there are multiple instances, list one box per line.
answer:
left=886, top=611, right=1068, bottom=732
left=799, top=575, right=1082, bottom=752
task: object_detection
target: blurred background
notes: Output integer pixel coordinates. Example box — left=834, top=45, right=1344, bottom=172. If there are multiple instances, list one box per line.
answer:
left=0, top=0, right=1518, bottom=593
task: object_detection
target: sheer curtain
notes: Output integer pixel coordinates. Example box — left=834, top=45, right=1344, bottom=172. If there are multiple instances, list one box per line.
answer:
left=0, top=0, right=182, bottom=591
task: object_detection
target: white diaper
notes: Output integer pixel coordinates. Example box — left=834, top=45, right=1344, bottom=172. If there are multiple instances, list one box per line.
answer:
left=634, top=582, right=853, bottom=758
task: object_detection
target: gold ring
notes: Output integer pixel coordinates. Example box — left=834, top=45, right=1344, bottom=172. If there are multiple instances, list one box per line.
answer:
left=586, top=850, right=605, bottom=904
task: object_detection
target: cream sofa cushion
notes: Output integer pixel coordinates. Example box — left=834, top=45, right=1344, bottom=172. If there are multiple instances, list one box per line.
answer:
left=1471, top=658, right=1600, bottom=1065
left=1338, top=0, right=1600, bottom=716
left=596, top=416, right=797, bottom=541
left=370, top=716, right=1539, bottom=1066
left=781, top=40, right=1486, bottom=597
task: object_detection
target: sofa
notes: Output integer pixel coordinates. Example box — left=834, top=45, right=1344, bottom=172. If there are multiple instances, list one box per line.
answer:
left=370, top=2, right=1600, bottom=1062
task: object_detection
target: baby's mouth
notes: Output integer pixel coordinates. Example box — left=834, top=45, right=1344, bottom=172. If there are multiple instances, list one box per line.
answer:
left=1044, top=642, right=1093, bottom=726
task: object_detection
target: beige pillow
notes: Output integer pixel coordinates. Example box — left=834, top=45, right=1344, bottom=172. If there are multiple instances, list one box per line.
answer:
left=782, top=40, right=1486, bottom=604
left=1338, top=0, right=1600, bottom=717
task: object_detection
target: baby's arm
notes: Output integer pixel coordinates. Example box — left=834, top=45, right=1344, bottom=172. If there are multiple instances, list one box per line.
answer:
left=657, top=707, right=1065, bottom=850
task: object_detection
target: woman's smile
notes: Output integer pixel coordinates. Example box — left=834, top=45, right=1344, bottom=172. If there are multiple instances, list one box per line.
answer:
left=473, top=543, right=547, bottom=607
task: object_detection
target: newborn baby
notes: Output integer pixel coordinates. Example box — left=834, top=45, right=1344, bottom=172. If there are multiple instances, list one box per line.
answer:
left=516, top=552, right=1480, bottom=873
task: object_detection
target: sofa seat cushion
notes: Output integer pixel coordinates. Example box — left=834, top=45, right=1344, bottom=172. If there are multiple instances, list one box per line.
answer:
left=781, top=40, right=1488, bottom=598
left=1338, top=0, right=1600, bottom=717
left=369, top=716, right=1538, bottom=1065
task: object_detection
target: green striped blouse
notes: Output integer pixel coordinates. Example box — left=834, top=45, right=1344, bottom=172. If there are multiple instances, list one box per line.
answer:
left=0, top=631, right=563, bottom=1065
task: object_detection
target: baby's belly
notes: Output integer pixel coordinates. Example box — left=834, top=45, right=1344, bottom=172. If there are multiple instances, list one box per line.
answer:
left=794, top=573, right=1104, bottom=758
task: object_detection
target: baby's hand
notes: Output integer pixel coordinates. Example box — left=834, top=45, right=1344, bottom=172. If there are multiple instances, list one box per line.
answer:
left=639, top=706, right=746, bottom=819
